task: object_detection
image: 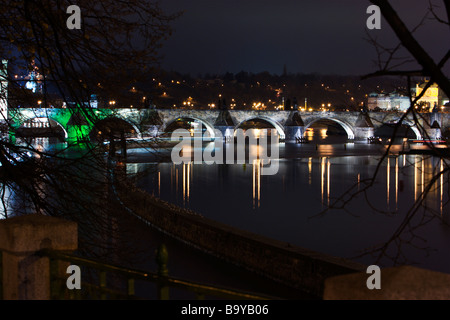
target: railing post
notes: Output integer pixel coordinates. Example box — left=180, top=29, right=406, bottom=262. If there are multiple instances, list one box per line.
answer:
left=99, top=271, right=107, bottom=300
left=156, top=244, right=169, bottom=300
left=127, top=278, right=135, bottom=298
left=0, top=214, right=77, bottom=300
left=49, top=258, right=61, bottom=299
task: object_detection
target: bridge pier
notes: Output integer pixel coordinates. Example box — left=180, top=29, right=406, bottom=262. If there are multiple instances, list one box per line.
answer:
left=8, top=130, right=16, bottom=144
left=214, top=126, right=234, bottom=143
left=66, top=110, right=92, bottom=143
left=214, top=110, right=235, bottom=143
left=67, top=125, right=91, bottom=143
left=285, top=111, right=305, bottom=143
left=354, top=127, right=375, bottom=141
left=424, top=111, right=443, bottom=141
left=142, top=125, right=162, bottom=138
left=423, top=127, right=442, bottom=141
left=353, top=112, right=375, bottom=142
left=285, top=126, right=304, bottom=143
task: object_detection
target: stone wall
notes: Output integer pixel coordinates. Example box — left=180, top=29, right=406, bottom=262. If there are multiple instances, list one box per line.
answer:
left=0, top=215, right=77, bottom=300
left=117, top=180, right=366, bottom=298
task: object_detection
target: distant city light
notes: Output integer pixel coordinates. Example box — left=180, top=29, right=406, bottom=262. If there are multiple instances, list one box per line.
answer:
left=252, top=102, right=266, bottom=110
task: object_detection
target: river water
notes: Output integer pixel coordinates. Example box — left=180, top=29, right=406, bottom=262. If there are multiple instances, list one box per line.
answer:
left=127, top=131, right=450, bottom=275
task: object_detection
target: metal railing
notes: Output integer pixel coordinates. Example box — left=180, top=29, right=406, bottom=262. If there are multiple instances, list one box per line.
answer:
left=35, top=244, right=276, bottom=300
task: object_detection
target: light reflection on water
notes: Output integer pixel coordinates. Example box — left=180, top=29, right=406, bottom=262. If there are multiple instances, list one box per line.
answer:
left=135, top=154, right=447, bottom=216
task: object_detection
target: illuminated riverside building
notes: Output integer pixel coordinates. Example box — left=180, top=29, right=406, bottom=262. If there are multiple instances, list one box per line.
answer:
left=367, top=91, right=410, bottom=111
left=368, top=79, right=449, bottom=112
left=415, top=79, right=449, bottom=111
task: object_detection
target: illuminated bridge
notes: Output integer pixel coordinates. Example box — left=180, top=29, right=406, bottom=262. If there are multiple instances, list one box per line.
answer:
left=6, top=108, right=450, bottom=143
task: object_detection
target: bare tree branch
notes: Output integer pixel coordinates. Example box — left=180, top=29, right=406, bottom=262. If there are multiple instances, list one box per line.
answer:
left=371, top=0, right=450, bottom=98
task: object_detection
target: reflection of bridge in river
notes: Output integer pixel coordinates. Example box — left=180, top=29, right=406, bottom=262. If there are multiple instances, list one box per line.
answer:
left=6, top=108, right=450, bottom=143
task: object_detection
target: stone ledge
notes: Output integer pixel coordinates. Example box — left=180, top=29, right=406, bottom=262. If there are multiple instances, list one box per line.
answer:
left=323, top=265, right=450, bottom=300
left=0, top=214, right=77, bottom=253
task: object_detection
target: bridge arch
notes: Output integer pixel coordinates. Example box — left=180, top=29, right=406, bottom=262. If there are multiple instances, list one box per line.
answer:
left=90, top=117, right=142, bottom=141
left=15, top=116, right=68, bottom=139
left=304, top=117, right=355, bottom=140
left=401, top=121, right=422, bottom=140
left=234, top=116, right=286, bottom=140
left=163, top=117, right=216, bottom=139
left=378, top=119, right=422, bottom=140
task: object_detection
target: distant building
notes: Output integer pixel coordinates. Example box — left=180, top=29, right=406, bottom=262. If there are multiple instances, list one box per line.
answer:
left=24, top=60, right=43, bottom=94
left=89, top=94, right=98, bottom=108
left=63, top=94, right=104, bottom=109
left=368, top=79, right=449, bottom=112
left=415, top=78, right=449, bottom=111
left=367, top=91, right=410, bottom=111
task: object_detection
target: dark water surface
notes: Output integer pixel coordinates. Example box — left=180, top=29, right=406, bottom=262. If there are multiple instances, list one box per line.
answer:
left=129, top=138, right=450, bottom=275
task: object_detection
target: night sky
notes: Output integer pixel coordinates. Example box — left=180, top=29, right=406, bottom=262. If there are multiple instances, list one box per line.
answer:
left=159, top=0, right=449, bottom=76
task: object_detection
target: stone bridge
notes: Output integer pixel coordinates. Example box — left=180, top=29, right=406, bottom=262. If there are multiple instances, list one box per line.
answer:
left=6, top=107, right=450, bottom=143
left=150, top=109, right=449, bottom=142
